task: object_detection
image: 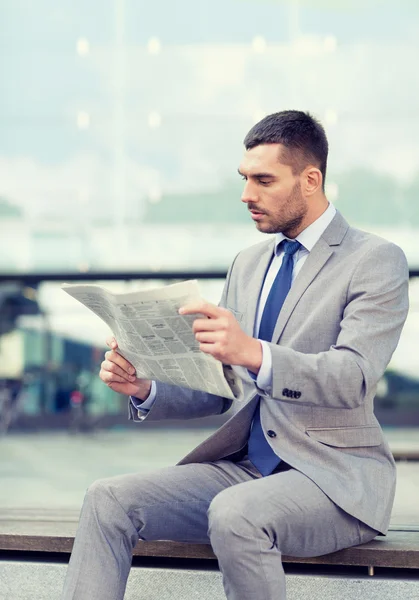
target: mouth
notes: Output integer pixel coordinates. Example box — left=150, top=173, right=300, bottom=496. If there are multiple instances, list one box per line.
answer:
left=249, top=210, right=266, bottom=221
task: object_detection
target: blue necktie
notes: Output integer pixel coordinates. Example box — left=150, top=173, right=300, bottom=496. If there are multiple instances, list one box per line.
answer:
left=247, top=240, right=301, bottom=476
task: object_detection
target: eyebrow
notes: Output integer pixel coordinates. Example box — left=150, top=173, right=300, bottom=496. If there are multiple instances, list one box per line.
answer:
left=237, top=168, right=276, bottom=179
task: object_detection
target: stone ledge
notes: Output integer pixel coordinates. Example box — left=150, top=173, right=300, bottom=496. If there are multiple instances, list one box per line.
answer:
left=1, top=513, right=418, bottom=570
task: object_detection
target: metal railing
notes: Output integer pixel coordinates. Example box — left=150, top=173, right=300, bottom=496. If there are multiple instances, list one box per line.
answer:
left=0, top=269, right=418, bottom=284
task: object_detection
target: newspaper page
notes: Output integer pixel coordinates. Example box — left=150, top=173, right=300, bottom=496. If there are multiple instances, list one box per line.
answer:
left=62, top=280, right=243, bottom=401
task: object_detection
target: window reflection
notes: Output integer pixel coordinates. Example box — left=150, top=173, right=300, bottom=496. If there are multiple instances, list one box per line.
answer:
left=1, top=1, right=419, bottom=272
left=1, top=277, right=419, bottom=431
left=0, top=0, right=418, bottom=523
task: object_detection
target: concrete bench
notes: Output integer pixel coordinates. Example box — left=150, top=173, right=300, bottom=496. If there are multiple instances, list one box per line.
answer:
left=1, top=510, right=419, bottom=599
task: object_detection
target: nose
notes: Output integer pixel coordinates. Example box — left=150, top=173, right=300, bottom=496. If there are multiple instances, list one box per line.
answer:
left=241, top=180, right=258, bottom=205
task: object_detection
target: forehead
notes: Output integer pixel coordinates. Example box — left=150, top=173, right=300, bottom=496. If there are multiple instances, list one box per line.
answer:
left=239, top=143, right=292, bottom=175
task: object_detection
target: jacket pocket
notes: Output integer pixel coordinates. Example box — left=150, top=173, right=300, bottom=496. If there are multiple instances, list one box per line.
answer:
left=305, top=426, right=382, bottom=448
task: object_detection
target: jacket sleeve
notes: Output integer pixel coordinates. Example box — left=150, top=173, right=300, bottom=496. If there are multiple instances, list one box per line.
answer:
left=129, top=382, right=233, bottom=422
left=261, top=242, right=409, bottom=409
left=128, top=255, right=239, bottom=423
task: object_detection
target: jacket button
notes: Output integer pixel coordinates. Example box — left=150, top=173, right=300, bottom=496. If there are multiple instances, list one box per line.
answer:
left=267, top=430, right=277, bottom=438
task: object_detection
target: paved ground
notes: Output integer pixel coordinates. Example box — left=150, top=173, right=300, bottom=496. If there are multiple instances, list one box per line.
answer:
left=0, top=428, right=418, bottom=527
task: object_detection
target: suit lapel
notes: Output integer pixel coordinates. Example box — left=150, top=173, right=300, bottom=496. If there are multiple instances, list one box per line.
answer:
left=271, top=211, right=349, bottom=343
left=271, top=238, right=333, bottom=342
left=243, top=240, right=275, bottom=336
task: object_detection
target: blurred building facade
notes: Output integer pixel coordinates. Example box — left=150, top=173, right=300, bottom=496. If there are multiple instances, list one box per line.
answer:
left=1, top=0, right=419, bottom=426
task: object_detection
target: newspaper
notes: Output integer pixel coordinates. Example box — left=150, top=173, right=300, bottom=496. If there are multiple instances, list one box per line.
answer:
left=62, top=280, right=243, bottom=401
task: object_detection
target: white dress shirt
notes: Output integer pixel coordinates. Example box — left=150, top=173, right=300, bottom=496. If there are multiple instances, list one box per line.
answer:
left=132, top=203, right=336, bottom=412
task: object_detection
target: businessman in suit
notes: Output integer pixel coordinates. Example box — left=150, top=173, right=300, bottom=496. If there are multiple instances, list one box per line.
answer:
left=62, top=110, right=409, bottom=600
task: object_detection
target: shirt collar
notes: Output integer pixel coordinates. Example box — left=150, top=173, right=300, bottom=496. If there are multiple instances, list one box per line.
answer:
left=274, top=203, right=337, bottom=255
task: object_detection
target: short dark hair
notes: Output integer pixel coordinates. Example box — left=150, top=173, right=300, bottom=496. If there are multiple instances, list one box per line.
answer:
left=243, top=110, right=328, bottom=189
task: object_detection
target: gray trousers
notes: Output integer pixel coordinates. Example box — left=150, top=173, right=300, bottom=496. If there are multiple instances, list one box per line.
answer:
left=61, top=459, right=378, bottom=600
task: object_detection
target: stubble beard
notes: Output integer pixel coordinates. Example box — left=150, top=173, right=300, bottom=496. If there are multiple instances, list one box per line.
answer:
left=255, top=184, right=308, bottom=237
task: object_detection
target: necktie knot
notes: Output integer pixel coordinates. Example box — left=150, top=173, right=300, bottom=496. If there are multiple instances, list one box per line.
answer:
left=282, top=240, right=301, bottom=256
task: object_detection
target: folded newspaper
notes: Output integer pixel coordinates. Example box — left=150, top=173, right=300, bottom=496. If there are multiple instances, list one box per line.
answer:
left=62, top=280, right=243, bottom=401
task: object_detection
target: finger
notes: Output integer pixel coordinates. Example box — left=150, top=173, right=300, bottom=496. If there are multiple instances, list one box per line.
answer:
left=102, top=360, right=136, bottom=382
left=195, top=331, right=224, bottom=343
left=106, top=337, right=118, bottom=349
left=179, top=302, right=223, bottom=319
left=198, top=342, right=219, bottom=356
left=100, top=369, right=127, bottom=385
left=106, top=381, right=133, bottom=394
left=104, top=350, right=136, bottom=375
left=192, top=318, right=226, bottom=333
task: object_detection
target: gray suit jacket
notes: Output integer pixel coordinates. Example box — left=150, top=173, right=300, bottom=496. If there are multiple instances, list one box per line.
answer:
left=129, top=211, right=409, bottom=534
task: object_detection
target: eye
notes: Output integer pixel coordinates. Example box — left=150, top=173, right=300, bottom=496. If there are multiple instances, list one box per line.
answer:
left=259, top=180, right=271, bottom=186
left=240, top=175, right=247, bottom=181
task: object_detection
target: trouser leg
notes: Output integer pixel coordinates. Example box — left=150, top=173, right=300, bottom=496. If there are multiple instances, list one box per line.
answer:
left=61, top=459, right=258, bottom=600
left=208, top=468, right=378, bottom=600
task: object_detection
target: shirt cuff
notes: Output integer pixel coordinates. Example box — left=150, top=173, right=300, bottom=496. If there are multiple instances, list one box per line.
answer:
left=255, top=340, right=273, bottom=392
left=130, top=380, right=157, bottom=412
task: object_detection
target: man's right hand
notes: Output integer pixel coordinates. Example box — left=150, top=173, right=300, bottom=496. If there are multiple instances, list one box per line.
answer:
left=99, top=337, right=152, bottom=400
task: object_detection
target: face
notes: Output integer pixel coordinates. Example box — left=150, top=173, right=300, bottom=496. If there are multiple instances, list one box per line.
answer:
left=238, top=144, right=308, bottom=237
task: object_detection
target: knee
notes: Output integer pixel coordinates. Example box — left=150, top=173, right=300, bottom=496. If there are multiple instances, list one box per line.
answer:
left=85, top=477, right=113, bottom=499
left=79, top=477, right=139, bottom=550
left=207, top=488, right=254, bottom=544
left=83, top=478, right=119, bottom=520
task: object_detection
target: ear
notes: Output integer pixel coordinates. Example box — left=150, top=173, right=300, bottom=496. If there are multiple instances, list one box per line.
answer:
left=303, top=167, right=322, bottom=196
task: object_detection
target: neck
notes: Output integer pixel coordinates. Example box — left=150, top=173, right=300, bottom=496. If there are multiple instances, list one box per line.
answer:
left=288, top=197, right=329, bottom=238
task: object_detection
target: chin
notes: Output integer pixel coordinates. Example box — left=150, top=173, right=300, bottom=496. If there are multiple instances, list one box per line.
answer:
left=256, top=223, right=277, bottom=234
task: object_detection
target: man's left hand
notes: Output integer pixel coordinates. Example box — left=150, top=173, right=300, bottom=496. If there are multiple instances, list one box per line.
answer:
left=179, top=302, right=262, bottom=374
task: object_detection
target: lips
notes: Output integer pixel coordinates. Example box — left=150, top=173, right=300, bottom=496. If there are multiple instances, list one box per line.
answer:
left=249, top=210, right=266, bottom=221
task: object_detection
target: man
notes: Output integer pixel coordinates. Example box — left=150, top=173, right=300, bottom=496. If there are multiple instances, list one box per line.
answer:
left=62, top=110, right=409, bottom=600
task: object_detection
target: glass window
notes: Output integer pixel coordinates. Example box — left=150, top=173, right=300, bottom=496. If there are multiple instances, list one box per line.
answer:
left=1, top=0, right=418, bottom=529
